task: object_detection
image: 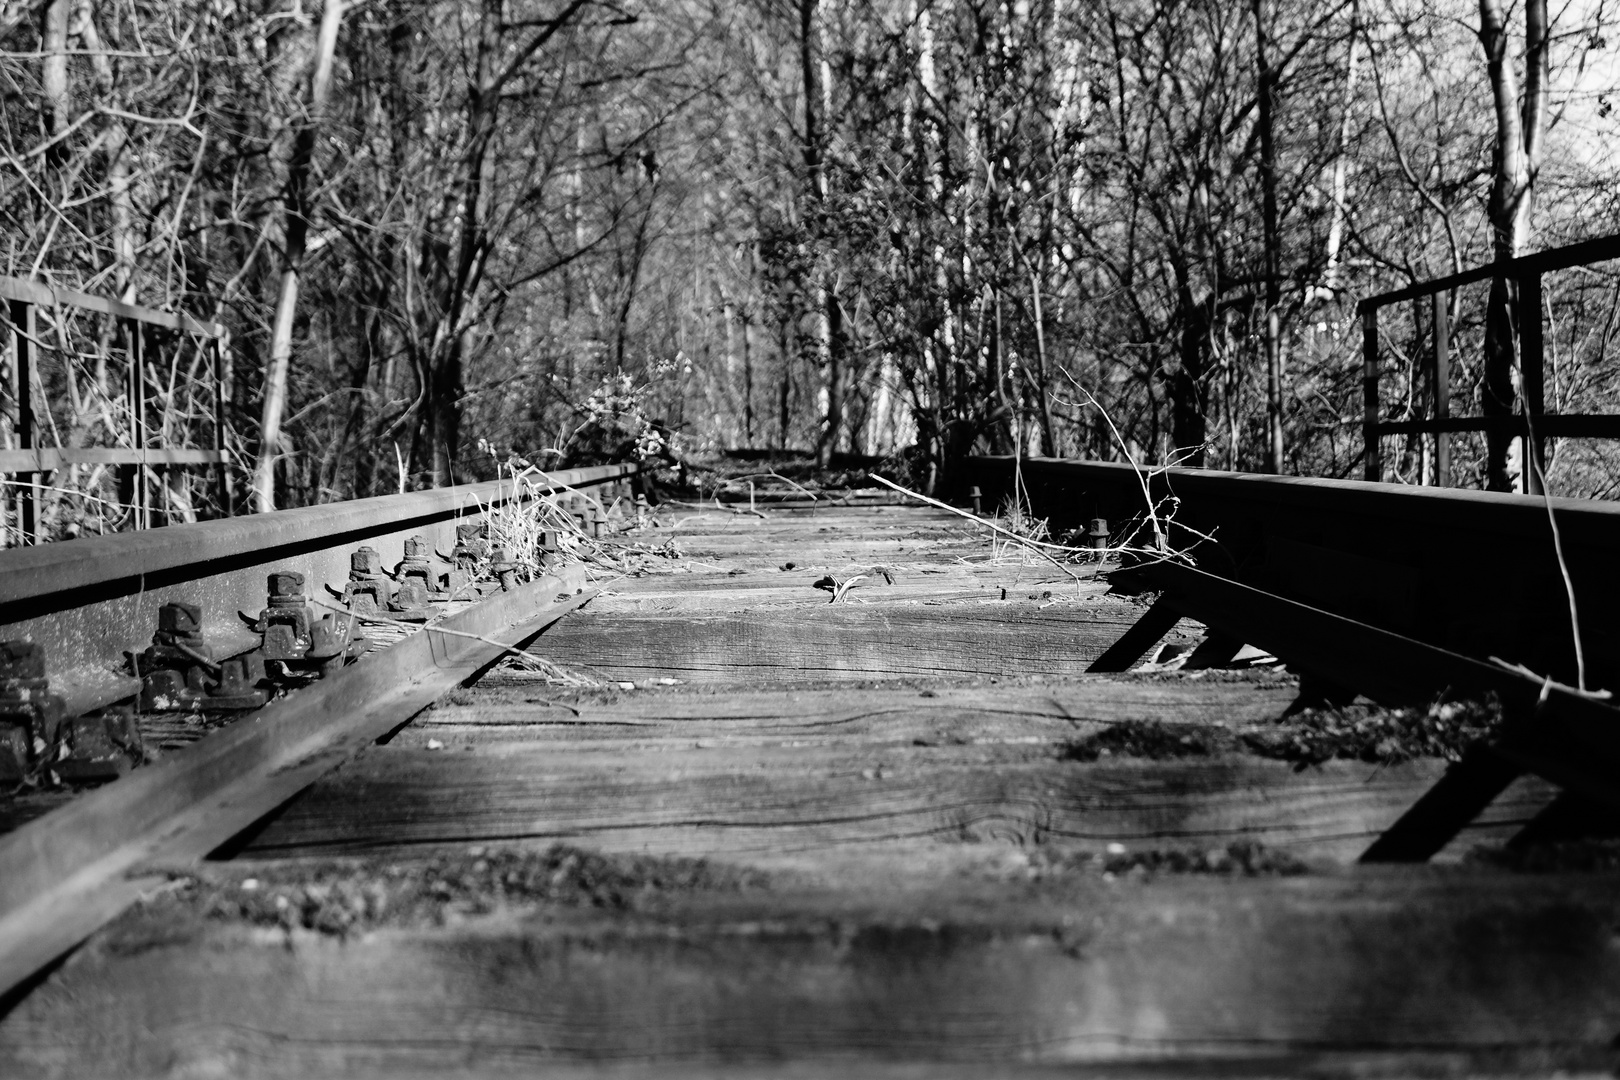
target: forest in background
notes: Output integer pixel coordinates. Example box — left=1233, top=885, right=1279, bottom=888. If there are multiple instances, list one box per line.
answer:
left=3, top=0, right=1620, bottom=539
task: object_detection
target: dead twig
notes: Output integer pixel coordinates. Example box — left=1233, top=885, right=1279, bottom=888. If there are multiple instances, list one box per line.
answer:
left=866, top=474, right=1095, bottom=591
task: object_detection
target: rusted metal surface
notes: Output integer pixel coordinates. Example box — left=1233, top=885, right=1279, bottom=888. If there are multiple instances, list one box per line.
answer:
left=0, top=564, right=594, bottom=1002
left=1353, top=235, right=1620, bottom=491
left=969, top=455, right=1620, bottom=542
left=1354, top=231, right=1620, bottom=313
left=967, top=455, right=1620, bottom=691
left=0, top=463, right=636, bottom=714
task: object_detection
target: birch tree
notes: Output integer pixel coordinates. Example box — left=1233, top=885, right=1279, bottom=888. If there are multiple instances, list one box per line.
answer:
left=1478, top=0, right=1547, bottom=491
left=253, top=0, right=344, bottom=512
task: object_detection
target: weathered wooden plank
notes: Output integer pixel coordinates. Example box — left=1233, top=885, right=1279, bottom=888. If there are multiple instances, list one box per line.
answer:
left=4, top=871, right=1617, bottom=1077
left=406, top=679, right=1299, bottom=747
left=654, top=506, right=962, bottom=529
left=535, top=601, right=1188, bottom=683
left=238, top=742, right=1551, bottom=864
left=594, top=568, right=1103, bottom=613
left=674, top=542, right=994, bottom=571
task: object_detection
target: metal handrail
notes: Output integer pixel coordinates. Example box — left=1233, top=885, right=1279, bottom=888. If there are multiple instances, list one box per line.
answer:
left=2, top=278, right=232, bottom=540
left=1358, top=233, right=1620, bottom=491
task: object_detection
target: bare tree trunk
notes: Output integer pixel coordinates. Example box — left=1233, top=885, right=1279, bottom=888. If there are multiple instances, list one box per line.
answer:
left=741, top=309, right=755, bottom=447
left=253, top=0, right=344, bottom=512
left=800, top=0, right=844, bottom=467
left=1322, top=0, right=1359, bottom=295
left=1254, top=0, right=1285, bottom=473
left=74, top=4, right=135, bottom=303
left=39, top=0, right=70, bottom=143
left=1478, top=0, right=1547, bottom=491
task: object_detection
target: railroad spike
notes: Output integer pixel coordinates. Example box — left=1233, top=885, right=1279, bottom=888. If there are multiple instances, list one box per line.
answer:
left=255, top=572, right=315, bottom=660
left=0, top=641, right=66, bottom=782
left=134, top=601, right=270, bottom=712
left=444, top=523, right=495, bottom=599
left=1, top=641, right=143, bottom=783
left=391, top=535, right=446, bottom=619
left=1090, top=517, right=1109, bottom=554
left=341, top=545, right=396, bottom=616
left=488, top=547, right=521, bottom=592
left=251, top=570, right=367, bottom=674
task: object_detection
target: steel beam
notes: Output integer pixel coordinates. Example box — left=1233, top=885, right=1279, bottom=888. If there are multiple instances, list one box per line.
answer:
left=0, top=566, right=595, bottom=1002
left=0, top=463, right=637, bottom=713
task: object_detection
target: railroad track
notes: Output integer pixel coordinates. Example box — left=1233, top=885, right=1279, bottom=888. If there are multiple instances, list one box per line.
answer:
left=0, top=463, right=638, bottom=1007
left=1, top=459, right=1619, bottom=1076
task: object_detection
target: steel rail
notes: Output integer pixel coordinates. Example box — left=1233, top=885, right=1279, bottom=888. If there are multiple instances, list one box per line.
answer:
left=966, top=455, right=1620, bottom=691
left=0, top=565, right=595, bottom=1004
left=968, top=455, right=1620, bottom=539
left=967, top=454, right=1620, bottom=859
left=0, top=462, right=638, bottom=714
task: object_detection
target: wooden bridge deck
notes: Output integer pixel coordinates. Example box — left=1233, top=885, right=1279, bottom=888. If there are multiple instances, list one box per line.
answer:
left=1, top=504, right=1614, bottom=1077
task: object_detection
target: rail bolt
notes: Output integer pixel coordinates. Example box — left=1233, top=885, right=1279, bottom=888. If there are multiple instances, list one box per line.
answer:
left=213, top=654, right=269, bottom=702
left=156, top=601, right=205, bottom=642
left=489, top=547, right=521, bottom=592
left=447, top=524, right=489, bottom=590
left=258, top=572, right=314, bottom=659
left=397, top=536, right=438, bottom=587
left=267, top=570, right=307, bottom=603
left=351, top=546, right=386, bottom=577
left=0, top=641, right=69, bottom=781
left=390, top=537, right=442, bottom=619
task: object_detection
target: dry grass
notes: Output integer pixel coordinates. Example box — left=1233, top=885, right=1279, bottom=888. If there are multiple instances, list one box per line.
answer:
left=486, top=651, right=607, bottom=688
left=471, top=457, right=692, bottom=586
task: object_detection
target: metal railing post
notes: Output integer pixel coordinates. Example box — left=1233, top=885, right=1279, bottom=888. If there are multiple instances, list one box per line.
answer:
left=1362, top=308, right=1380, bottom=482
left=1432, top=290, right=1451, bottom=487
left=127, top=318, right=147, bottom=529
left=9, top=300, right=36, bottom=543
left=213, top=334, right=233, bottom=516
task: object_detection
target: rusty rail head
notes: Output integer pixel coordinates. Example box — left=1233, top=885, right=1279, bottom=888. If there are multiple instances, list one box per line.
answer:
left=965, top=454, right=1620, bottom=692
left=0, top=463, right=638, bottom=615
left=967, top=455, right=1620, bottom=541
left=0, top=462, right=639, bottom=713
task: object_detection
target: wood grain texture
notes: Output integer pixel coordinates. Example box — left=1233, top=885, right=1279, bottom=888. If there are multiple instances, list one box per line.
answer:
left=239, top=740, right=1552, bottom=864
left=404, top=679, right=1301, bottom=747
left=534, top=601, right=1191, bottom=683
left=4, top=873, right=1618, bottom=1077
left=3, top=504, right=1589, bottom=1076
left=591, top=574, right=1108, bottom=614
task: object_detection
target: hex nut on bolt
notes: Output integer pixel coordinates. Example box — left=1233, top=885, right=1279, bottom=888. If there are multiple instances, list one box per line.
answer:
left=351, top=546, right=386, bottom=576
left=268, top=571, right=306, bottom=600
